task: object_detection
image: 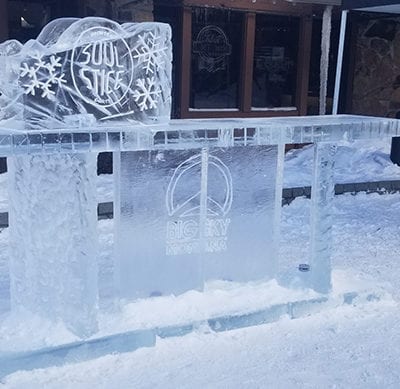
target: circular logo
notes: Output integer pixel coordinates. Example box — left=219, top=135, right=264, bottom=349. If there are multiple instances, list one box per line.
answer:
left=193, top=26, right=232, bottom=62
left=71, top=26, right=133, bottom=108
left=166, top=153, right=233, bottom=218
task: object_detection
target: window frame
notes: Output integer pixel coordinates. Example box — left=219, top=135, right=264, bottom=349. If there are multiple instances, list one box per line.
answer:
left=179, top=1, right=313, bottom=118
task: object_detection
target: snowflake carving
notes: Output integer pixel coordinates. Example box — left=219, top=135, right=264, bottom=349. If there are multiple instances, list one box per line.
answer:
left=132, top=77, right=162, bottom=111
left=20, top=53, right=66, bottom=99
left=133, top=32, right=167, bottom=75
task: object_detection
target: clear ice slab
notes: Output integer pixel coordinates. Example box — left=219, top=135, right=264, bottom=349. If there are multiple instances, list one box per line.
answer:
left=115, top=145, right=282, bottom=299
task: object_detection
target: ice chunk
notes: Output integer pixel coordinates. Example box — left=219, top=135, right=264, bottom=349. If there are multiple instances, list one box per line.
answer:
left=0, top=17, right=172, bottom=130
left=8, top=153, right=99, bottom=337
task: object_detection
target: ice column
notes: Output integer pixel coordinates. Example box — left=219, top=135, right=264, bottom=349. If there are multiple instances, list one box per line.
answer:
left=8, top=153, right=98, bottom=337
left=310, top=143, right=337, bottom=294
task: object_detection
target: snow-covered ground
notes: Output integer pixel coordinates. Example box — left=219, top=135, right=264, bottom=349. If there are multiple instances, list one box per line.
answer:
left=1, top=140, right=400, bottom=388
left=284, top=139, right=400, bottom=187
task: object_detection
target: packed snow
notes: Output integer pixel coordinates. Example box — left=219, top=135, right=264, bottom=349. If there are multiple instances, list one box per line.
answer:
left=1, top=138, right=400, bottom=388
left=284, top=139, right=400, bottom=187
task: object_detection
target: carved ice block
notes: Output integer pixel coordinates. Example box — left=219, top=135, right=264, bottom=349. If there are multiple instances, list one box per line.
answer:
left=115, top=145, right=281, bottom=299
left=0, top=18, right=172, bottom=130
left=310, top=143, right=337, bottom=294
left=0, top=17, right=173, bottom=338
left=8, top=154, right=98, bottom=337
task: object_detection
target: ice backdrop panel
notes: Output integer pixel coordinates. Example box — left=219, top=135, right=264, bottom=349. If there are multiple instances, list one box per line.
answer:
left=115, top=145, right=281, bottom=298
left=0, top=17, right=172, bottom=130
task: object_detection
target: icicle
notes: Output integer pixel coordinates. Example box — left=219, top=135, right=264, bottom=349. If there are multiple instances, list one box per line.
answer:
left=332, top=10, right=348, bottom=115
left=319, top=6, right=332, bottom=116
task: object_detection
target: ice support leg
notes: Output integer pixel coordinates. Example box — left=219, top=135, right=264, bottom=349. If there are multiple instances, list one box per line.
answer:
left=310, top=143, right=337, bottom=294
left=8, top=153, right=99, bottom=338
left=273, top=143, right=285, bottom=275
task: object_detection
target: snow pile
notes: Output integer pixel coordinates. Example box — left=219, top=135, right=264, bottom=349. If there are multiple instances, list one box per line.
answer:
left=284, top=139, right=400, bottom=187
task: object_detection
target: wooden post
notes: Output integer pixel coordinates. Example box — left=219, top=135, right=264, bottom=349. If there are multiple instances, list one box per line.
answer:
left=296, top=15, right=312, bottom=116
left=240, top=13, right=256, bottom=113
left=0, top=0, right=8, bottom=42
left=179, top=7, right=192, bottom=118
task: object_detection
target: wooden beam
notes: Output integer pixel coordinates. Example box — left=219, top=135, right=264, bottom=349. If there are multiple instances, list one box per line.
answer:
left=344, top=13, right=358, bottom=114
left=182, top=0, right=311, bottom=15
left=182, top=109, right=299, bottom=119
left=295, top=15, right=313, bottom=115
left=179, top=7, right=192, bottom=118
left=240, top=13, right=255, bottom=113
left=0, top=0, right=8, bottom=42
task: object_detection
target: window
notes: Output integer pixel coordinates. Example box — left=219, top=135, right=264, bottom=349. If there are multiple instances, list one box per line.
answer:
left=252, top=14, right=299, bottom=110
left=180, top=4, right=312, bottom=118
left=190, top=8, right=243, bottom=110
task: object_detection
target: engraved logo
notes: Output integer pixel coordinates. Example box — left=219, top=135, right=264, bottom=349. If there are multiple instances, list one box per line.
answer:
left=166, top=153, right=233, bottom=256
left=71, top=26, right=134, bottom=108
left=193, top=26, right=232, bottom=73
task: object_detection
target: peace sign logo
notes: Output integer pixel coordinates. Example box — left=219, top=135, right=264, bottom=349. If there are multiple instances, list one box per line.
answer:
left=166, top=153, right=233, bottom=218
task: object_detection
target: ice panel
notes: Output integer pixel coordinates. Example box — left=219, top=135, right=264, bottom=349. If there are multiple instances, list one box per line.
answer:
left=7, top=153, right=99, bottom=337
left=114, top=150, right=204, bottom=299
left=202, top=146, right=280, bottom=283
left=115, top=145, right=280, bottom=299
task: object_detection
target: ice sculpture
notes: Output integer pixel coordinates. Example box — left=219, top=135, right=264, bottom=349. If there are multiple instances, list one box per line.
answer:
left=0, top=17, right=172, bottom=338
left=0, top=17, right=172, bottom=130
left=0, top=16, right=400, bottom=375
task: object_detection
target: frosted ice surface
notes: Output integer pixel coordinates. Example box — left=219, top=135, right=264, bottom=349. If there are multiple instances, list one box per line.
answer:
left=115, top=146, right=281, bottom=298
left=8, top=154, right=99, bottom=337
left=0, top=17, right=172, bottom=130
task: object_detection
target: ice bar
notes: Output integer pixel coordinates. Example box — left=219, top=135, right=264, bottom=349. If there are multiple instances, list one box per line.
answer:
left=0, top=16, right=398, bottom=345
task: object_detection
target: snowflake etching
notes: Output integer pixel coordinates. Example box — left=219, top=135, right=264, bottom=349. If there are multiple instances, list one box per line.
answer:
left=133, top=32, right=167, bottom=75
left=20, top=53, right=66, bottom=99
left=132, top=77, right=162, bottom=111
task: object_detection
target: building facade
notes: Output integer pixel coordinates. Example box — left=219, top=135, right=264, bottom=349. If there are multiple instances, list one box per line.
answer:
left=3, top=1, right=400, bottom=120
left=0, top=0, right=346, bottom=119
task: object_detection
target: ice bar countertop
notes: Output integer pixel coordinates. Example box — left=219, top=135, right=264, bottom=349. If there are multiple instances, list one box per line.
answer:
left=0, top=115, right=399, bottom=156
